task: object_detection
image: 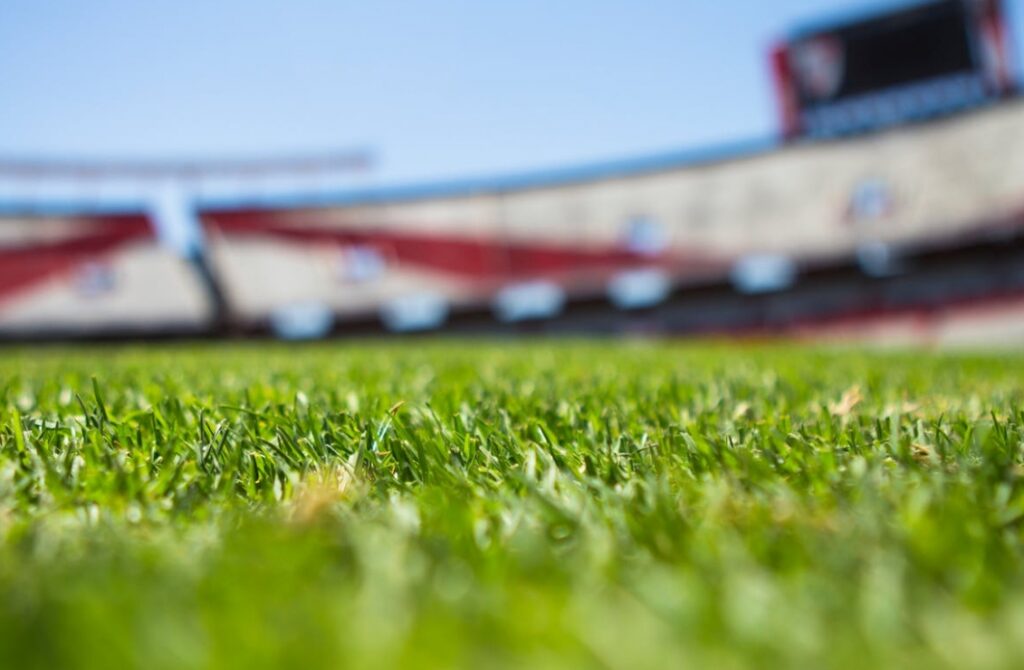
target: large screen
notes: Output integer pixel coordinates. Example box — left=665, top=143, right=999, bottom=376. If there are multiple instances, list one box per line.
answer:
left=792, top=1, right=975, bottom=104
left=774, top=0, right=1014, bottom=138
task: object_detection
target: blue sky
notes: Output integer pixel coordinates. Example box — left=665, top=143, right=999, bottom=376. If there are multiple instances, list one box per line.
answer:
left=1, top=0, right=1020, bottom=184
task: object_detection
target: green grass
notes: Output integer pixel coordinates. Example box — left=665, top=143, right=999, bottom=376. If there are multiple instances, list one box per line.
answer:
left=1, top=342, right=1024, bottom=669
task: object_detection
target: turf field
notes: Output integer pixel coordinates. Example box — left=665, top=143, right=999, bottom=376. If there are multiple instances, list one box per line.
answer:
left=1, top=342, right=1023, bottom=669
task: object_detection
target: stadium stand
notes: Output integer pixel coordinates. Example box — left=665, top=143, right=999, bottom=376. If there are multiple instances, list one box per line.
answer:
left=197, top=97, right=1024, bottom=336
left=0, top=207, right=213, bottom=337
left=2, top=0, right=1023, bottom=344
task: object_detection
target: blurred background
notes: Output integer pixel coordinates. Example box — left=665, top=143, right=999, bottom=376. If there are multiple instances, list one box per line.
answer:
left=2, top=0, right=1024, bottom=345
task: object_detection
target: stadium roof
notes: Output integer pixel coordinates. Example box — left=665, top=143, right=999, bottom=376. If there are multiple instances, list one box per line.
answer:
left=0, top=150, right=372, bottom=180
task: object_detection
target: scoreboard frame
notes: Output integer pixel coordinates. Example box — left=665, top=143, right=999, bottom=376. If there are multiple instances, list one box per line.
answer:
left=771, top=0, right=1015, bottom=140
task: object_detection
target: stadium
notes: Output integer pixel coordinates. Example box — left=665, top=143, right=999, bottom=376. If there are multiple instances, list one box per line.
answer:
left=4, top=0, right=1023, bottom=345
left=5, top=2, right=1024, bottom=669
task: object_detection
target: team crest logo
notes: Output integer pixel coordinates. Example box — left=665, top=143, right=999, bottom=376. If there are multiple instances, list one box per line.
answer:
left=791, top=36, right=845, bottom=101
left=847, top=178, right=895, bottom=224
left=622, top=215, right=668, bottom=256
left=72, top=262, right=117, bottom=298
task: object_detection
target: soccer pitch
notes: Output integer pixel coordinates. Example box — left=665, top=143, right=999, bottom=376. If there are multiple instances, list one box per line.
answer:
left=1, top=342, right=1023, bottom=669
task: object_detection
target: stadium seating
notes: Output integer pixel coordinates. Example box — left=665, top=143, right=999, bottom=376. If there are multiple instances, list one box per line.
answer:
left=0, top=209, right=213, bottom=337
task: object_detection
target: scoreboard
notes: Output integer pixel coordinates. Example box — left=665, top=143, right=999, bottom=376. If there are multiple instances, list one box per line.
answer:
left=772, top=0, right=1015, bottom=139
